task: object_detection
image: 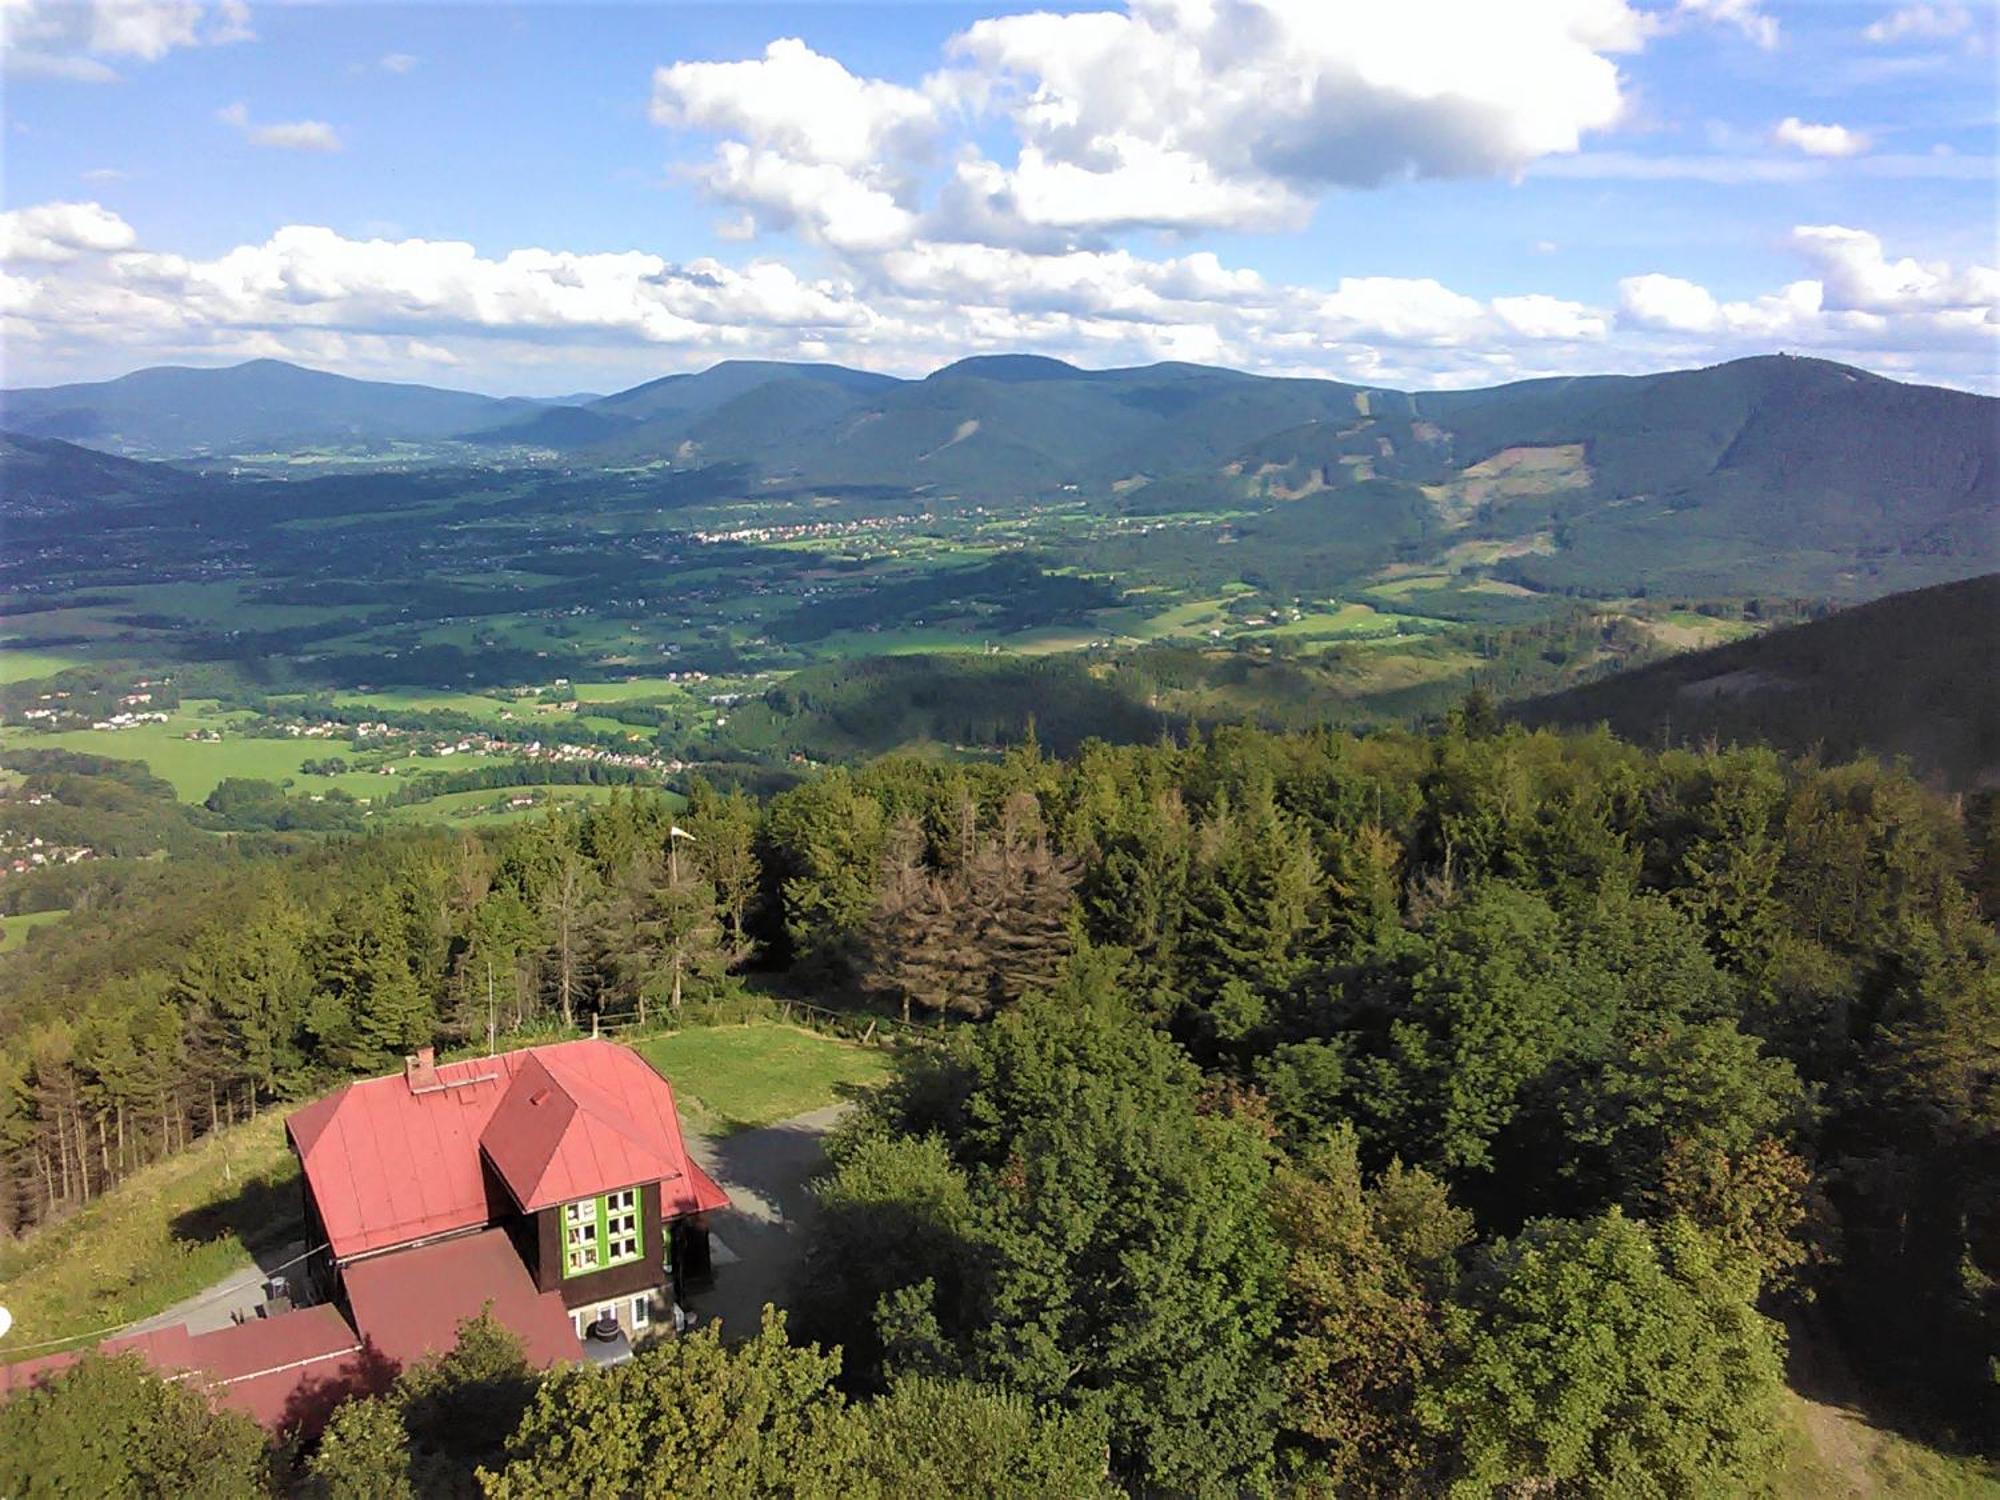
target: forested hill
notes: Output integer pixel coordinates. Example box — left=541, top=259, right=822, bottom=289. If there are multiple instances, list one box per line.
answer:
left=4, top=720, right=1996, bottom=1494
left=1517, top=573, right=2000, bottom=788
left=11, top=351, right=1993, bottom=601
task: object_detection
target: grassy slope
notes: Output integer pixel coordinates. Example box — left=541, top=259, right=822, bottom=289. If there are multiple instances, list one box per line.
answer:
left=0, top=1114, right=299, bottom=1357
left=0, top=907, right=69, bottom=953
left=0, top=1024, right=892, bottom=1355
left=1779, top=1395, right=2000, bottom=1497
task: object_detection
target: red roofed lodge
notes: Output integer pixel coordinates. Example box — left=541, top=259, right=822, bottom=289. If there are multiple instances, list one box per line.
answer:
left=1, top=1038, right=730, bottom=1436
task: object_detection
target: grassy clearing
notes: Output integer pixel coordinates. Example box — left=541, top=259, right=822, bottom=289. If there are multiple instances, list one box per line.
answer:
left=0, top=1114, right=300, bottom=1359
left=379, top=782, right=681, bottom=828
left=633, top=1023, right=896, bottom=1135
left=4, top=704, right=433, bottom=804
left=1777, top=1391, right=2000, bottom=1498
left=0, top=908, right=69, bottom=954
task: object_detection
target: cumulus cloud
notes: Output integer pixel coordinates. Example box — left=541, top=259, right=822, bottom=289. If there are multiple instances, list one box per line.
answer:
left=652, top=38, right=937, bottom=171
left=0, top=201, right=137, bottom=262
left=379, top=51, right=417, bottom=74
left=928, top=0, right=1640, bottom=235
left=1863, top=3, right=1973, bottom=43
left=1791, top=223, right=1999, bottom=313
left=218, top=101, right=343, bottom=152
left=4, top=202, right=1992, bottom=394
left=2, top=0, right=247, bottom=80
left=1773, top=117, right=1871, bottom=157
left=651, top=38, right=938, bottom=247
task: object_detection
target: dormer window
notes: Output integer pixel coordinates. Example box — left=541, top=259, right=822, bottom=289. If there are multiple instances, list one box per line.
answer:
left=561, top=1188, right=644, bottom=1278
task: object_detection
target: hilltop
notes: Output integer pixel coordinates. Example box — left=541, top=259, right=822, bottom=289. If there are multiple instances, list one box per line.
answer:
left=1517, top=573, right=2000, bottom=787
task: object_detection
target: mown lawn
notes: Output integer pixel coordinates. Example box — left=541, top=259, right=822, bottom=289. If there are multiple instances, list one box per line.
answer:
left=0, top=1114, right=300, bottom=1358
left=632, top=1023, right=896, bottom=1135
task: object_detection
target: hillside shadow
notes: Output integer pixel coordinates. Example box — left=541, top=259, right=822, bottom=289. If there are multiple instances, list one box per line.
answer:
left=170, top=1168, right=306, bottom=1271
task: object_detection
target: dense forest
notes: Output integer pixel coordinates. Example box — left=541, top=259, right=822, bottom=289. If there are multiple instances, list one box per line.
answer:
left=1, top=713, right=1995, bottom=1493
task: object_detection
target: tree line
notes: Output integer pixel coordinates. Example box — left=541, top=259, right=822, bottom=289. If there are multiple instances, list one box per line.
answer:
left=0, top=713, right=1993, bottom=1488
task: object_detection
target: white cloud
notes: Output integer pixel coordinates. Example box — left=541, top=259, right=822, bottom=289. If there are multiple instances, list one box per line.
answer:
left=1493, top=293, right=1607, bottom=340
left=928, top=0, right=1641, bottom=234
left=2, top=0, right=247, bottom=78
left=218, top=101, right=343, bottom=153
left=652, top=38, right=937, bottom=173
left=1675, top=0, right=1779, bottom=48
left=207, top=0, right=250, bottom=46
left=652, top=38, right=938, bottom=249
left=4, top=202, right=1992, bottom=395
left=1773, top=117, right=1871, bottom=157
left=1863, top=3, right=1972, bottom=43
left=379, top=51, right=417, bottom=74
left=1618, top=273, right=1723, bottom=332
left=0, top=201, right=137, bottom=262
left=701, top=144, right=916, bottom=253
left=1791, top=224, right=1998, bottom=313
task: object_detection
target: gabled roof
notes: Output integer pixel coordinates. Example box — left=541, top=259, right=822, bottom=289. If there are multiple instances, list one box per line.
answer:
left=287, top=1039, right=726, bottom=1261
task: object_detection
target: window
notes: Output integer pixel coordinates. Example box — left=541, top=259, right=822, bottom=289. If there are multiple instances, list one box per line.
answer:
left=631, top=1295, right=649, bottom=1328
left=561, top=1188, right=645, bottom=1278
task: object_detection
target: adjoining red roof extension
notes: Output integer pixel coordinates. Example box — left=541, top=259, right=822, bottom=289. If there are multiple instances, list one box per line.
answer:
left=342, top=1228, right=581, bottom=1373
left=287, top=1038, right=727, bottom=1261
left=0, top=1306, right=377, bottom=1436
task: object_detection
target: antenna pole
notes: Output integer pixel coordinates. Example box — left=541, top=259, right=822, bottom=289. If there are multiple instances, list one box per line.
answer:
left=487, top=960, right=496, bottom=1056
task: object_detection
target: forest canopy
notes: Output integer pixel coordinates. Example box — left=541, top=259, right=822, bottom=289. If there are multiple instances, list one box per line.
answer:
left=1, top=715, right=1994, bottom=1494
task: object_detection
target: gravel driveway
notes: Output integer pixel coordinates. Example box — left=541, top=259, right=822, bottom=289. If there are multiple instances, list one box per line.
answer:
left=679, top=1103, right=847, bottom=1339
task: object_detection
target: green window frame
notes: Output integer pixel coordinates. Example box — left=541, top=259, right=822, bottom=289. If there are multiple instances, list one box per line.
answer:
left=561, top=1187, right=644, bottom=1279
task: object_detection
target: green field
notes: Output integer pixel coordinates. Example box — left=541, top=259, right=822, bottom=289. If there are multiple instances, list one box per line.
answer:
left=0, top=908, right=69, bottom=953
left=378, top=782, right=681, bottom=827
left=0, top=702, right=435, bottom=803
left=634, top=1023, right=896, bottom=1134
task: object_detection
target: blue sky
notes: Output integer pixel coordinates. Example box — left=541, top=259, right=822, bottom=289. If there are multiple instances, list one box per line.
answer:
left=2, top=0, right=1994, bottom=393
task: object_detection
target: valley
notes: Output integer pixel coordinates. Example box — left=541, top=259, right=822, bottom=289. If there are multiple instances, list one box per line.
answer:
left=10, top=349, right=1988, bottom=833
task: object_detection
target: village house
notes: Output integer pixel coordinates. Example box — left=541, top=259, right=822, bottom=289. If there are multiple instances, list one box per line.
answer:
left=1, top=1039, right=729, bottom=1434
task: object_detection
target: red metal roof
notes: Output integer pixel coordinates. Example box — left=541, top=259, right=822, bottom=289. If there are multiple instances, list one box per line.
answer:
left=341, top=1229, right=581, bottom=1373
left=287, top=1039, right=724, bottom=1259
left=482, top=1047, right=686, bottom=1212
left=1, top=1308, right=376, bottom=1437
left=184, top=1306, right=377, bottom=1433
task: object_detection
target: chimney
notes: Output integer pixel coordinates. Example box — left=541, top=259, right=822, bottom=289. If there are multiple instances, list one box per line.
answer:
left=405, top=1046, right=438, bottom=1094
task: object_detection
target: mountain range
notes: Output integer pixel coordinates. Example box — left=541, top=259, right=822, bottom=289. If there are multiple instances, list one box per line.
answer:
left=5, top=352, right=1995, bottom=600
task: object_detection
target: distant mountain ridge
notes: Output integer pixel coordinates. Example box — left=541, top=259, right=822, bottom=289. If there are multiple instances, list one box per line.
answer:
left=5, top=351, right=1994, bottom=602
left=0, top=359, right=559, bottom=456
